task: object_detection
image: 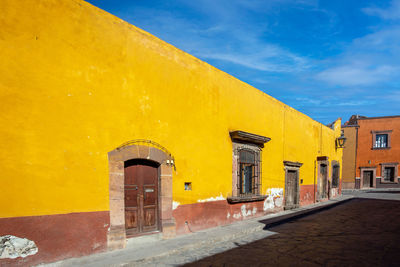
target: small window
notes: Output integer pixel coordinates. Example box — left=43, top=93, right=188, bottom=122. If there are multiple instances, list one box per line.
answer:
left=184, top=182, right=192, bottom=191
left=383, top=167, right=395, bottom=182
left=375, top=134, right=388, bottom=148
left=332, top=165, right=340, bottom=188
left=372, top=130, right=392, bottom=149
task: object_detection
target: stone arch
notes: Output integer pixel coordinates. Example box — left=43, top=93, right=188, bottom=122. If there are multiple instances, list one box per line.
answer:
left=107, top=141, right=175, bottom=250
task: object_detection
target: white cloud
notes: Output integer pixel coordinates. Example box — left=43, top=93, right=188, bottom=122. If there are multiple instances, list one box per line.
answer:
left=118, top=0, right=312, bottom=74
left=200, top=45, right=310, bottom=73
left=363, top=0, right=400, bottom=20
left=315, top=12, right=400, bottom=86
left=295, top=97, right=321, bottom=106
left=316, top=65, right=398, bottom=86
left=336, top=100, right=376, bottom=106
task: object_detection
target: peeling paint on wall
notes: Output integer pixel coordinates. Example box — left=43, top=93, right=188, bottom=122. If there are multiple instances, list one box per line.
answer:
left=0, top=235, right=38, bottom=259
left=252, top=207, right=257, bottom=215
left=264, top=196, right=274, bottom=211
left=197, top=193, right=225, bottom=203
left=233, top=213, right=241, bottom=219
left=303, top=192, right=313, bottom=201
left=275, top=197, right=283, bottom=207
left=172, top=201, right=180, bottom=210
left=330, top=188, right=339, bottom=198
left=263, top=188, right=284, bottom=211
left=231, top=204, right=257, bottom=220
left=266, top=188, right=284, bottom=196
left=241, top=204, right=252, bottom=217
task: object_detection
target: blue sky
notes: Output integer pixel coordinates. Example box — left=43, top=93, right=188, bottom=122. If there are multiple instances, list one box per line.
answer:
left=87, top=0, right=400, bottom=124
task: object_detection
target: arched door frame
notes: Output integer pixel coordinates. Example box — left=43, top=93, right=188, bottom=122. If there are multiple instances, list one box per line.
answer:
left=107, top=141, right=175, bottom=250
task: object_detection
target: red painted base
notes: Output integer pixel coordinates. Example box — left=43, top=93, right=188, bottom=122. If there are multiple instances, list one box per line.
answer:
left=0, top=211, right=109, bottom=266
left=300, top=184, right=315, bottom=206
left=172, top=200, right=283, bottom=235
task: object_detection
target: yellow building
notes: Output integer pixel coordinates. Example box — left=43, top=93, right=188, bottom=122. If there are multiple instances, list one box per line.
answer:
left=0, top=0, right=343, bottom=265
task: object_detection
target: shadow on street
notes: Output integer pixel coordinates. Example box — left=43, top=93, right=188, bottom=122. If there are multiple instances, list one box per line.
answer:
left=184, top=197, right=400, bottom=267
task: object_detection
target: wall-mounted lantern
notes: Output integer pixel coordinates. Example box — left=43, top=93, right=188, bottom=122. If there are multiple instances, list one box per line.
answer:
left=336, top=131, right=347, bottom=148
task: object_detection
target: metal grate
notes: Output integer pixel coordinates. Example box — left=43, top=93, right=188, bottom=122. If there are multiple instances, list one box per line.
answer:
left=236, top=147, right=262, bottom=196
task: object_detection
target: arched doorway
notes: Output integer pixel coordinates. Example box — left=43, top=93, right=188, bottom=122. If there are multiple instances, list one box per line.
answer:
left=107, top=140, right=175, bottom=250
left=124, top=159, right=160, bottom=236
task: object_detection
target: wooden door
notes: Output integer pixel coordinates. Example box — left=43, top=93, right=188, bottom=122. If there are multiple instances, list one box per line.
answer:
left=363, top=171, right=373, bottom=188
left=285, top=170, right=298, bottom=209
left=124, top=161, right=159, bottom=236
left=319, top=164, right=328, bottom=199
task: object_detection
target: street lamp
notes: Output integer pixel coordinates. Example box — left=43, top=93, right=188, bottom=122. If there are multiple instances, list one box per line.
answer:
left=336, top=131, right=347, bottom=148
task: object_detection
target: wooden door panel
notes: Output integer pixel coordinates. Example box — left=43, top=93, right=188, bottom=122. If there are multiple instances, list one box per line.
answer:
left=125, top=209, right=138, bottom=229
left=363, top=171, right=373, bottom=188
left=144, top=186, right=157, bottom=206
left=143, top=208, right=156, bottom=227
left=319, top=164, right=327, bottom=199
left=142, top=166, right=158, bottom=184
left=124, top=165, right=139, bottom=185
left=285, top=170, right=297, bottom=208
left=124, top=188, right=138, bottom=207
left=363, top=172, right=369, bottom=187
left=124, top=161, right=159, bottom=236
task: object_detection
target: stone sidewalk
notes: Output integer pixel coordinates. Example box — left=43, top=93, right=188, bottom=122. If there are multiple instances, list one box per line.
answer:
left=42, top=195, right=353, bottom=267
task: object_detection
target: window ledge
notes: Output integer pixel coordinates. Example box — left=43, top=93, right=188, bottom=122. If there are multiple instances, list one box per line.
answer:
left=227, top=195, right=267, bottom=204
left=379, top=181, right=398, bottom=184
left=372, top=147, right=391, bottom=150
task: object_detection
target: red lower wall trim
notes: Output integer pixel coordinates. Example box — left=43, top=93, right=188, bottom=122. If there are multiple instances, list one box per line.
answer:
left=172, top=200, right=283, bottom=235
left=0, top=211, right=109, bottom=267
left=300, top=184, right=315, bottom=206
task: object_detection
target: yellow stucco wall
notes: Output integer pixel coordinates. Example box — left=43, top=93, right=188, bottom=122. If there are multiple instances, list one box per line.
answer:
left=0, top=0, right=342, bottom=218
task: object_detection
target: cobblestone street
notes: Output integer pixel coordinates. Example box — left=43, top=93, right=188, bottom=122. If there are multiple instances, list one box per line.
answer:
left=183, top=192, right=400, bottom=267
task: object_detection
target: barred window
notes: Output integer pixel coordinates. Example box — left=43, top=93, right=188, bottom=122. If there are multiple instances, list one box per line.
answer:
left=237, top=148, right=261, bottom=196
left=228, top=131, right=270, bottom=203
left=375, top=134, right=388, bottom=148
left=372, top=131, right=391, bottom=150
left=384, top=167, right=395, bottom=182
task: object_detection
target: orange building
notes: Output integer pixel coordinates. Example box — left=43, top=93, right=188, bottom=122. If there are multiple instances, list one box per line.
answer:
left=342, top=115, right=400, bottom=189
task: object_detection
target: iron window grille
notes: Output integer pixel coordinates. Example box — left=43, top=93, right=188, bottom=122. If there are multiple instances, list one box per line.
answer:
left=235, top=147, right=262, bottom=197
left=375, top=134, right=388, bottom=148
left=383, top=167, right=395, bottom=182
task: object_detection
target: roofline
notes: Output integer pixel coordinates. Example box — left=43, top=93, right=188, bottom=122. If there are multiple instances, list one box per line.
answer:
left=357, top=115, right=400, bottom=120
left=341, top=125, right=359, bottom=128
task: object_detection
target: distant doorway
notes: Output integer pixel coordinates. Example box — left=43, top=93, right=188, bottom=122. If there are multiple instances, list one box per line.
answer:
left=124, top=159, right=160, bottom=236
left=285, top=170, right=299, bottom=209
left=362, top=171, right=374, bottom=188
left=283, top=161, right=302, bottom=210
left=318, top=163, right=328, bottom=200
